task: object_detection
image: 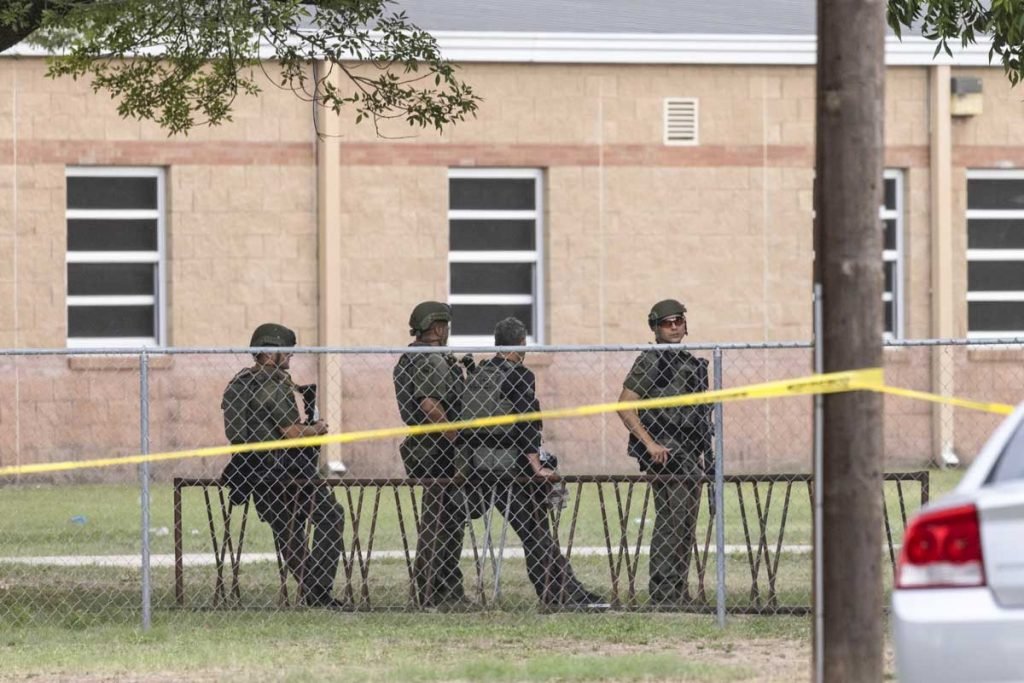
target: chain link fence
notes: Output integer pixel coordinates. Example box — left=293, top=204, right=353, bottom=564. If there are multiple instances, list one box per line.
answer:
left=0, top=339, right=1017, bottom=626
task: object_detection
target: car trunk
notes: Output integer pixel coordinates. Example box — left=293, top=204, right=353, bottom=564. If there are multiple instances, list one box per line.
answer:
left=980, top=482, right=1024, bottom=608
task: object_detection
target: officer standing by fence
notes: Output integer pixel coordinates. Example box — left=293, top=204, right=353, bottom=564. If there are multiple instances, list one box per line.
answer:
left=392, top=302, right=472, bottom=608
left=459, top=317, right=609, bottom=611
left=221, top=323, right=346, bottom=609
left=616, top=300, right=713, bottom=609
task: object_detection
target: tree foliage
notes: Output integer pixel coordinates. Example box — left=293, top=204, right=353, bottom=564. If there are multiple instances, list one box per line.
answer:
left=888, top=0, right=1024, bottom=84
left=0, top=0, right=479, bottom=135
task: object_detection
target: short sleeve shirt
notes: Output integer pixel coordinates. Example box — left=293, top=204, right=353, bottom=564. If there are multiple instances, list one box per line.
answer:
left=410, top=353, right=456, bottom=404
left=394, top=344, right=460, bottom=426
left=623, top=349, right=660, bottom=398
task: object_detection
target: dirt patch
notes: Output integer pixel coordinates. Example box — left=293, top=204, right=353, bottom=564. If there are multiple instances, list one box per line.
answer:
left=692, top=638, right=810, bottom=681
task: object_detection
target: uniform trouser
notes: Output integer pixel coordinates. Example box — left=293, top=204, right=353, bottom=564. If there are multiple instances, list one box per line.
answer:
left=414, top=483, right=470, bottom=605
left=648, top=477, right=701, bottom=603
left=255, top=482, right=346, bottom=601
left=490, top=480, right=587, bottom=604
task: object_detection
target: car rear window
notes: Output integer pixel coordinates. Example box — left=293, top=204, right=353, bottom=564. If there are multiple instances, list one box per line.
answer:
left=987, top=419, right=1024, bottom=484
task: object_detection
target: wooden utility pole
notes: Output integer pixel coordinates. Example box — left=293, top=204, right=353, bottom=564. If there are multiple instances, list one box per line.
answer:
left=813, top=0, right=886, bottom=680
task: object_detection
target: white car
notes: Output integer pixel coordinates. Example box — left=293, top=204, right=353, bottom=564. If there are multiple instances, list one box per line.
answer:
left=893, top=405, right=1024, bottom=682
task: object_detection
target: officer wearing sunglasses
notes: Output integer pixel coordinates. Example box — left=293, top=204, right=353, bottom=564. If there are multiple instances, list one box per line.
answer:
left=616, top=299, right=714, bottom=610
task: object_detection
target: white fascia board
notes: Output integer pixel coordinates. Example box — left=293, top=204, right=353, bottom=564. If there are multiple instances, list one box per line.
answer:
left=429, top=32, right=999, bottom=67
left=3, top=32, right=1000, bottom=67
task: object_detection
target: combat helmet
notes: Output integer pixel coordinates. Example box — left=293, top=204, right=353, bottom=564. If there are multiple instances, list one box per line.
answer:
left=408, top=301, right=452, bottom=336
left=249, top=322, right=297, bottom=348
left=647, top=299, right=687, bottom=330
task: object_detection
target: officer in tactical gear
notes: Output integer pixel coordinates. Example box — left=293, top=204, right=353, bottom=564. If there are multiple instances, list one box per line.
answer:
left=392, top=302, right=472, bottom=607
left=221, top=323, right=346, bottom=609
left=616, top=300, right=714, bottom=609
left=460, top=316, right=609, bottom=611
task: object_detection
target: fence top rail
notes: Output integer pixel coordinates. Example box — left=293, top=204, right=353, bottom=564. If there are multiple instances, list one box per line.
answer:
left=173, top=471, right=930, bottom=488
left=0, top=341, right=816, bottom=356
left=884, top=337, right=1024, bottom=347
left=5, top=337, right=1022, bottom=356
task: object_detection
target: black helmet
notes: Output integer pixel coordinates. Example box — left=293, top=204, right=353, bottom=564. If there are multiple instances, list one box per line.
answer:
left=409, top=301, right=452, bottom=336
left=647, top=299, right=687, bottom=329
left=249, top=323, right=297, bottom=348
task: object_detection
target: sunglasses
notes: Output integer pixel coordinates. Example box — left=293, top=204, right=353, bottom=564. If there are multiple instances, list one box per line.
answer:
left=657, top=315, right=686, bottom=329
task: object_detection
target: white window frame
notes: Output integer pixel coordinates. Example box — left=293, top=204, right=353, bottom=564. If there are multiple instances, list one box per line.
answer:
left=882, top=169, right=904, bottom=340
left=966, top=169, right=1024, bottom=339
left=447, top=168, right=544, bottom=346
left=65, top=166, right=166, bottom=349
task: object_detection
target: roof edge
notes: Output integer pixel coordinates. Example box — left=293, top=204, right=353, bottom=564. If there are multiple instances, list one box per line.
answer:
left=2, top=33, right=1000, bottom=67
left=427, top=32, right=997, bottom=66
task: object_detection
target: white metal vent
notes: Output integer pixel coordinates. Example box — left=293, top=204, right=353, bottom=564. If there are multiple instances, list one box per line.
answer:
left=663, top=97, right=699, bottom=146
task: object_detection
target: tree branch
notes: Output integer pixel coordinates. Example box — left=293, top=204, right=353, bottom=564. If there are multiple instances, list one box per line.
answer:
left=0, top=0, right=93, bottom=54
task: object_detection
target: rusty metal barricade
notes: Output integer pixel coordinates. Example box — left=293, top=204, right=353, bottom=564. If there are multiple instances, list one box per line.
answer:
left=172, top=471, right=928, bottom=615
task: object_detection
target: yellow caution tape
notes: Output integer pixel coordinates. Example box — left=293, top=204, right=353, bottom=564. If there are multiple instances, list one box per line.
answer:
left=0, top=367, right=1015, bottom=477
left=0, top=367, right=883, bottom=477
left=867, top=384, right=1015, bottom=416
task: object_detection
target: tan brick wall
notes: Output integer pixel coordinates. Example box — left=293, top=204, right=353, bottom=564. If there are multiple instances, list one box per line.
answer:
left=331, top=165, right=449, bottom=346
left=1, top=58, right=318, bottom=349
left=326, top=65, right=937, bottom=347
left=6, top=55, right=1024, bottom=477
left=0, top=57, right=320, bottom=478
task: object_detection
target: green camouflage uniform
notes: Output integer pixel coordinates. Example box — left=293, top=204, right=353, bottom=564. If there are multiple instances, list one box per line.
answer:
left=393, top=345, right=470, bottom=606
left=624, top=347, right=713, bottom=606
left=221, top=363, right=345, bottom=606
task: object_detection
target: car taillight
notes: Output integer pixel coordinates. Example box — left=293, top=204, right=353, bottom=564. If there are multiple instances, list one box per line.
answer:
left=896, top=503, right=985, bottom=589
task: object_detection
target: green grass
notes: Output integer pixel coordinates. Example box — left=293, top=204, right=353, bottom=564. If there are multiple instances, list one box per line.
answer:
left=0, top=469, right=959, bottom=558
left=1, top=473, right=951, bottom=680
left=0, top=612, right=808, bottom=681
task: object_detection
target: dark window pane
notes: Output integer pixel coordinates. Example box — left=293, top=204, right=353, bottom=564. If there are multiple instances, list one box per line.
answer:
left=884, top=261, right=896, bottom=294
left=67, top=176, right=158, bottom=210
left=67, top=219, right=158, bottom=251
left=884, top=300, right=894, bottom=334
left=451, top=263, right=533, bottom=295
left=68, top=263, right=155, bottom=296
left=968, top=220, right=1024, bottom=249
left=449, top=220, right=536, bottom=251
left=968, top=302, right=1024, bottom=332
left=68, top=305, right=155, bottom=338
left=968, top=179, right=1024, bottom=211
left=882, top=218, right=897, bottom=251
left=449, top=178, right=536, bottom=211
left=884, top=178, right=897, bottom=210
left=450, top=304, right=534, bottom=337
left=968, top=262, right=1024, bottom=292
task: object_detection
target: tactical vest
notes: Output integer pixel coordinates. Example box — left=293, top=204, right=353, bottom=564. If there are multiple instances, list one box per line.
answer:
left=635, top=350, right=712, bottom=452
left=393, top=349, right=465, bottom=477
left=220, top=367, right=316, bottom=503
left=457, top=361, right=520, bottom=474
left=393, top=350, right=464, bottom=425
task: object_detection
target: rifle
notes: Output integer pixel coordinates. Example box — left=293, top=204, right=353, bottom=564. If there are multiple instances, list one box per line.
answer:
left=292, top=383, right=321, bottom=478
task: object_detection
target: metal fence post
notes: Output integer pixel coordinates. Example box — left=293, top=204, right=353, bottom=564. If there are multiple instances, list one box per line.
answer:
left=812, top=283, right=825, bottom=683
left=713, top=346, right=726, bottom=627
left=140, top=350, right=152, bottom=631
